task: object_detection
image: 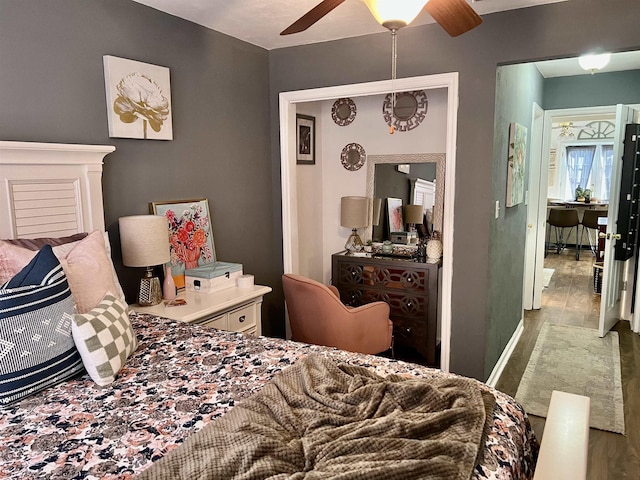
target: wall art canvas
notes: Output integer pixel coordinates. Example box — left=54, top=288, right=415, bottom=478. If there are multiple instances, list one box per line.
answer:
left=150, top=199, right=216, bottom=289
left=103, top=55, right=173, bottom=140
left=387, top=197, right=404, bottom=233
left=507, top=122, right=528, bottom=207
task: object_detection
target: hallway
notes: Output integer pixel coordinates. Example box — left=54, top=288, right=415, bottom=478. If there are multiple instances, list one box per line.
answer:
left=496, top=248, right=640, bottom=478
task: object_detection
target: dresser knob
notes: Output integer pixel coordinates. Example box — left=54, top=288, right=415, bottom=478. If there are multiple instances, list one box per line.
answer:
left=239, top=315, right=245, bottom=323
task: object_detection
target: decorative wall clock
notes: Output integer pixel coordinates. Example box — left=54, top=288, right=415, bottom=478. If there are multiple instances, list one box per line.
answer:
left=331, top=97, right=357, bottom=126
left=341, top=143, right=366, bottom=171
left=382, top=90, right=428, bottom=132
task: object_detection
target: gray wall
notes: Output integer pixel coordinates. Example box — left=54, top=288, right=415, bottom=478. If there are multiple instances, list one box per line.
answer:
left=269, top=0, right=640, bottom=379
left=4, top=0, right=640, bottom=379
left=0, top=1, right=283, bottom=336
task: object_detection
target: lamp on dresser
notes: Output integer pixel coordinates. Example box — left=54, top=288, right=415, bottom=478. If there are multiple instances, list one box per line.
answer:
left=340, top=196, right=370, bottom=254
left=404, top=204, right=423, bottom=233
left=119, top=215, right=170, bottom=306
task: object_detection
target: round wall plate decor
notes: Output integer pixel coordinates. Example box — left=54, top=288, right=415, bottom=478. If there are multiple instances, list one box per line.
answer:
left=331, top=97, right=357, bottom=126
left=382, top=90, right=428, bottom=132
left=341, top=143, right=366, bottom=171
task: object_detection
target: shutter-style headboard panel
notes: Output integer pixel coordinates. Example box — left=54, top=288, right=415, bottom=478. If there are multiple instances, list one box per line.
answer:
left=0, top=141, right=115, bottom=239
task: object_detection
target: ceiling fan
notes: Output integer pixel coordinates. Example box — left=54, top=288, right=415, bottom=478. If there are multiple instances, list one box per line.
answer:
left=281, top=0, right=483, bottom=37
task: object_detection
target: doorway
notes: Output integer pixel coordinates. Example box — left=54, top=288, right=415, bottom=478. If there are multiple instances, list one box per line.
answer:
left=279, top=73, right=458, bottom=372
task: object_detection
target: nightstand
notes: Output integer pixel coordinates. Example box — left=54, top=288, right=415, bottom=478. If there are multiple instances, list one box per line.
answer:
left=131, top=285, right=272, bottom=335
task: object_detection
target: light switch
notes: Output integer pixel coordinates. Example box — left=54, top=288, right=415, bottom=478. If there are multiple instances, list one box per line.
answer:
left=495, top=200, right=500, bottom=219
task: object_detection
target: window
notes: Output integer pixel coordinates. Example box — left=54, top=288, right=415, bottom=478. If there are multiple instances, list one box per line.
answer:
left=559, top=143, right=613, bottom=201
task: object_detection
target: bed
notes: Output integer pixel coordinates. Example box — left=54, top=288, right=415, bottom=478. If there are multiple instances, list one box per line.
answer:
left=0, top=141, right=539, bottom=479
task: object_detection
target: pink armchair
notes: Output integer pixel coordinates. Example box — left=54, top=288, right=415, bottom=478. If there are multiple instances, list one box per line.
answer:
left=282, top=274, right=393, bottom=355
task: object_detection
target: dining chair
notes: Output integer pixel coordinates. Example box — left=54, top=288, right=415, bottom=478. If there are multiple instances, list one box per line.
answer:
left=546, top=208, right=580, bottom=260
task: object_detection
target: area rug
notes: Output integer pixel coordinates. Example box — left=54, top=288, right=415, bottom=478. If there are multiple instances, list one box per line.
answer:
left=515, top=323, right=625, bottom=434
left=542, top=268, right=554, bottom=287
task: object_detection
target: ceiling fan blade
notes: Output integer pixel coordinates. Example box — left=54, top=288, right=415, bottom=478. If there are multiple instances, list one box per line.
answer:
left=424, top=0, right=482, bottom=37
left=280, top=0, right=348, bottom=35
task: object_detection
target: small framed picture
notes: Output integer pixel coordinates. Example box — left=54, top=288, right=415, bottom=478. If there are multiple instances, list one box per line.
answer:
left=387, top=197, right=404, bottom=234
left=296, top=114, right=315, bottom=165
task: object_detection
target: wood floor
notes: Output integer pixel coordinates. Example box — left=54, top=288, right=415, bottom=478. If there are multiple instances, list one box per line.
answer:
left=495, top=247, right=640, bottom=479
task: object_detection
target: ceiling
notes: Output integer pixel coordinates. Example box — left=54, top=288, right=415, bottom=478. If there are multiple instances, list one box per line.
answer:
left=130, top=0, right=568, bottom=50
left=130, top=0, right=640, bottom=76
left=535, top=50, right=640, bottom=78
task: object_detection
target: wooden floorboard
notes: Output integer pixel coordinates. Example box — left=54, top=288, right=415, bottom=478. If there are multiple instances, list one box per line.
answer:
left=495, top=247, right=640, bottom=479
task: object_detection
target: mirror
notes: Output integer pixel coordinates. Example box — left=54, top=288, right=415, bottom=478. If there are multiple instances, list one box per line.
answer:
left=393, top=93, right=418, bottom=120
left=365, top=153, right=445, bottom=242
left=341, top=143, right=366, bottom=171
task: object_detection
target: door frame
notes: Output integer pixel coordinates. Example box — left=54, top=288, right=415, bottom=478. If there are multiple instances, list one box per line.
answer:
left=279, top=73, right=459, bottom=372
left=524, top=105, right=617, bottom=312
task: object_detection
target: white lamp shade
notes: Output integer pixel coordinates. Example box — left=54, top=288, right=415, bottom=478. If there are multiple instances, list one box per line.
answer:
left=119, top=215, right=170, bottom=267
left=341, top=196, right=369, bottom=229
left=363, top=0, right=427, bottom=28
left=404, top=204, right=424, bottom=225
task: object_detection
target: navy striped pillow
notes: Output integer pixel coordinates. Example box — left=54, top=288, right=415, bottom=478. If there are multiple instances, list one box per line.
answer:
left=0, top=245, right=84, bottom=406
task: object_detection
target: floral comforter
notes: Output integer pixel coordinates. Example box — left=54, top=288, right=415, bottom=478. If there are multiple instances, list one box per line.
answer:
left=0, top=313, right=538, bottom=479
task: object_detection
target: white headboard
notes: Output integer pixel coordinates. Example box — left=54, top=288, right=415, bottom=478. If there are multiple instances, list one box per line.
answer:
left=0, top=141, right=115, bottom=239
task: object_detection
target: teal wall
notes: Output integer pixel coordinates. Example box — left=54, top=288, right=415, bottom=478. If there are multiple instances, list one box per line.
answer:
left=487, top=64, right=544, bottom=376
left=544, top=70, right=640, bottom=109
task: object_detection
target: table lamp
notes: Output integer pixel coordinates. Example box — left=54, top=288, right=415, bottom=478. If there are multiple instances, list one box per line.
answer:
left=341, top=196, right=369, bottom=253
left=119, top=215, right=170, bottom=306
left=404, top=204, right=424, bottom=232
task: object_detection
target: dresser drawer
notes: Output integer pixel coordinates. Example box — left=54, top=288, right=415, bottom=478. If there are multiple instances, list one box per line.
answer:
left=228, top=304, right=256, bottom=333
left=198, top=314, right=227, bottom=330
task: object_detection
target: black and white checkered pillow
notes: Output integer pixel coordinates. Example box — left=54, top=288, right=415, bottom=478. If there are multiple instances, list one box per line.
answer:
left=72, top=294, right=137, bottom=386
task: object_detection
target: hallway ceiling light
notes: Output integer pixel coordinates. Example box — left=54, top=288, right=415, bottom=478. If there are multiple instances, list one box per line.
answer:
left=578, top=53, right=611, bottom=74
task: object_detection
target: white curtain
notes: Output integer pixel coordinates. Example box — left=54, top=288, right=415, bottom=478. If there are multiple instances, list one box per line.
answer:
left=557, top=142, right=613, bottom=201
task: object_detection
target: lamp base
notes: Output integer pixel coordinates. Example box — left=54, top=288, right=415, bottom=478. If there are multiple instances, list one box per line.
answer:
left=138, top=267, right=163, bottom=306
left=345, top=228, right=365, bottom=254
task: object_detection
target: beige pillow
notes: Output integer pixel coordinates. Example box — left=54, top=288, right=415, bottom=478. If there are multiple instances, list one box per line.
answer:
left=0, top=231, right=127, bottom=313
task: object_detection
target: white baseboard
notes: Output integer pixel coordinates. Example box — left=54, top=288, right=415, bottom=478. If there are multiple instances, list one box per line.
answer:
left=485, top=318, right=524, bottom=388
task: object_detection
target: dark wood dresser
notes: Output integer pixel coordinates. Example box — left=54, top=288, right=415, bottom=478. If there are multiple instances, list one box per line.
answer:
left=331, top=252, right=442, bottom=366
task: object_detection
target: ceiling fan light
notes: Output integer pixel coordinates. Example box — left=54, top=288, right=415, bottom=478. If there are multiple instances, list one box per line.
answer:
left=578, top=53, right=611, bottom=73
left=363, top=0, right=427, bottom=30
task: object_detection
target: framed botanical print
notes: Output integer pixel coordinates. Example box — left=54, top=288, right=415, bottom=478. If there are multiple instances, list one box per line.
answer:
left=150, top=199, right=216, bottom=289
left=296, top=114, right=315, bottom=164
left=103, top=55, right=173, bottom=140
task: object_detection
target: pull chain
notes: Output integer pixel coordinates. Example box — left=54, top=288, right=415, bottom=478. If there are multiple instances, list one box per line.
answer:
left=390, top=28, right=398, bottom=135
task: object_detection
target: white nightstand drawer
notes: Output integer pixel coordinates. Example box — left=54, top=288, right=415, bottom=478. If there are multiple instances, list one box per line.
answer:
left=198, top=314, right=226, bottom=330
left=228, top=304, right=255, bottom=332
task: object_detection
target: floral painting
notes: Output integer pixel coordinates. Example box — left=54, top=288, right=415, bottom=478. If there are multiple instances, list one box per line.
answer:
left=103, top=55, right=173, bottom=140
left=507, top=122, right=528, bottom=207
left=151, top=199, right=216, bottom=289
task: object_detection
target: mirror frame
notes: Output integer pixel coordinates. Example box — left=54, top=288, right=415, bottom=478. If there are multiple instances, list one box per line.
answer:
left=365, top=153, right=445, bottom=241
